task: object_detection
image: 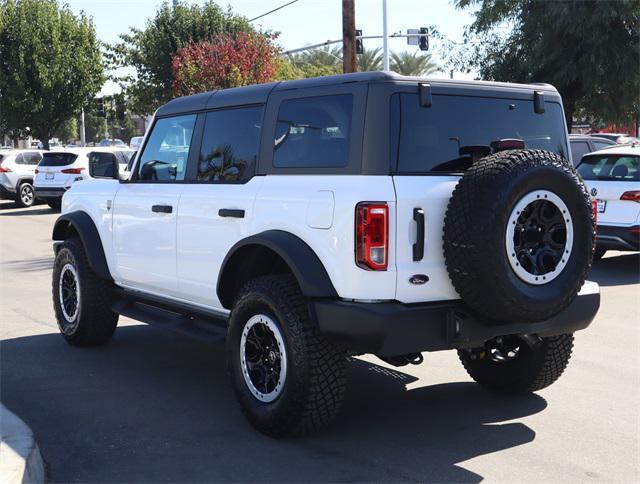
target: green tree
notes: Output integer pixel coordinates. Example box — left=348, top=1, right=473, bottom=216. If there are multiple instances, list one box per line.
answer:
left=109, top=1, right=252, bottom=115
left=0, top=0, right=104, bottom=149
left=390, top=51, right=439, bottom=76
left=454, top=0, right=640, bottom=129
left=358, top=47, right=383, bottom=72
left=288, top=45, right=342, bottom=77
left=54, top=117, right=78, bottom=144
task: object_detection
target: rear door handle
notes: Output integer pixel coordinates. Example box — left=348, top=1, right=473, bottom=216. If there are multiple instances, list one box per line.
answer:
left=218, top=208, right=245, bottom=218
left=151, top=204, right=173, bottom=214
left=413, top=208, right=425, bottom=261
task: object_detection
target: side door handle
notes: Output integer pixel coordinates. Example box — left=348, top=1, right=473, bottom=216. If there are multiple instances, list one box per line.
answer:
left=218, top=208, right=245, bottom=218
left=152, top=204, right=173, bottom=214
left=413, top=208, right=425, bottom=261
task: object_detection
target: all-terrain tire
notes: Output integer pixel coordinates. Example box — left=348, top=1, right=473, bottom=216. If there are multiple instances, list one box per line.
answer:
left=458, top=333, right=574, bottom=393
left=227, top=275, right=347, bottom=438
left=52, top=238, right=118, bottom=346
left=15, top=182, right=35, bottom=208
left=443, top=149, right=595, bottom=323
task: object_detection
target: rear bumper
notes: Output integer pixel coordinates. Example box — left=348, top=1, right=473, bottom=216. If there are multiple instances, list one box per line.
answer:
left=0, top=184, right=16, bottom=199
left=312, top=281, right=600, bottom=356
left=596, top=224, right=640, bottom=251
left=34, top=186, right=67, bottom=200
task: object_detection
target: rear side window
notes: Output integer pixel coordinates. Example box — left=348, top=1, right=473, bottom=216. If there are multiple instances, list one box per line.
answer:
left=273, top=94, right=353, bottom=168
left=39, top=152, right=78, bottom=167
left=198, top=106, right=263, bottom=182
left=577, top=155, right=639, bottom=181
left=14, top=153, right=25, bottom=164
left=391, top=94, right=569, bottom=173
left=138, top=114, right=196, bottom=181
left=570, top=141, right=591, bottom=163
left=23, top=152, right=42, bottom=165
left=592, top=141, right=613, bottom=151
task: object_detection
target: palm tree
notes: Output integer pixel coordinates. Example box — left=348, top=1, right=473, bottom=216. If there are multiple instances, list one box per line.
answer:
left=290, top=45, right=342, bottom=71
left=357, top=47, right=383, bottom=72
left=390, top=51, right=439, bottom=76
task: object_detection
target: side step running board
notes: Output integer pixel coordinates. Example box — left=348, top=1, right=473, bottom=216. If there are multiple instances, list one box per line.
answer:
left=111, top=290, right=228, bottom=344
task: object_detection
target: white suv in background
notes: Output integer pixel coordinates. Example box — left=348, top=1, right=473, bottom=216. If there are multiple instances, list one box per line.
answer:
left=0, top=149, right=45, bottom=207
left=577, top=144, right=640, bottom=259
left=34, top=147, right=133, bottom=209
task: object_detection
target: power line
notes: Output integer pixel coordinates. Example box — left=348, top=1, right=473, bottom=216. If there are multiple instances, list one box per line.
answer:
left=249, top=0, right=300, bottom=22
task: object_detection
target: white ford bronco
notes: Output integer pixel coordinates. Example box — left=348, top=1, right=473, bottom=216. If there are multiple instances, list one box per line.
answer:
left=51, top=72, right=600, bottom=437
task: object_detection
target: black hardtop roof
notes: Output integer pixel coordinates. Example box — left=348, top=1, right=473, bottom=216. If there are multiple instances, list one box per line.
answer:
left=155, top=71, right=560, bottom=118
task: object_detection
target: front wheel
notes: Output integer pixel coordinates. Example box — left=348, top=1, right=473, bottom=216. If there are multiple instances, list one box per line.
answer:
left=458, top=333, right=574, bottom=393
left=52, top=239, right=118, bottom=346
left=226, top=275, right=347, bottom=438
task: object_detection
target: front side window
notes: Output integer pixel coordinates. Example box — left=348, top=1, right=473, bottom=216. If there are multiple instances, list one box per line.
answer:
left=273, top=94, right=353, bottom=168
left=198, top=106, right=263, bottom=182
left=577, top=155, right=639, bottom=181
left=137, top=114, right=196, bottom=181
left=392, top=94, right=568, bottom=173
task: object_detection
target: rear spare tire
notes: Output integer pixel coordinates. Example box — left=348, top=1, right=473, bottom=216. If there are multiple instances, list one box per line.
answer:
left=443, top=149, right=595, bottom=323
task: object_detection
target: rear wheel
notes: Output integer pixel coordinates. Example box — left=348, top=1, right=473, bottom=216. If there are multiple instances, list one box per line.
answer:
left=52, top=239, right=118, bottom=346
left=227, top=275, right=347, bottom=438
left=458, top=333, right=574, bottom=393
left=15, top=182, right=34, bottom=208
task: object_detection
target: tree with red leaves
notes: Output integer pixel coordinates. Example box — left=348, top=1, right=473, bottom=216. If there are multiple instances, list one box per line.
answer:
left=171, top=32, right=279, bottom=96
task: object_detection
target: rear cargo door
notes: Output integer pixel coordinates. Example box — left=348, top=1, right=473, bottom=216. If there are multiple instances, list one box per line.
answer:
left=391, top=90, right=570, bottom=303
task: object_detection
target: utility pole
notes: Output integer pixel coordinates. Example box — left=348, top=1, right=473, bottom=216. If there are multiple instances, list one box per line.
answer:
left=342, top=0, right=357, bottom=73
left=80, top=108, right=86, bottom=147
left=382, top=0, right=389, bottom=71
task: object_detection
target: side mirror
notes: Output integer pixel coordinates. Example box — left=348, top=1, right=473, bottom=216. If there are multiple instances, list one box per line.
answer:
left=88, top=153, right=119, bottom=179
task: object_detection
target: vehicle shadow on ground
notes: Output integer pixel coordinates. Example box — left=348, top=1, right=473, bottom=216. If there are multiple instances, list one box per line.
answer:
left=1, top=326, right=546, bottom=483
left=589, top=253, right=640, bottom=286
left=2, top=256, right=53, bottom=273
left=0, top=205, right=56, bottom=216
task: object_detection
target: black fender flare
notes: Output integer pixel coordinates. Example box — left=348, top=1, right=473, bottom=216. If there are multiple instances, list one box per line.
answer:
left=217, top=230, right=338, bottom=308
left=52, top=211, right=112, bottom=280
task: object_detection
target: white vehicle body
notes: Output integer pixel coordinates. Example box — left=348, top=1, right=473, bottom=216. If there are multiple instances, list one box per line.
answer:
left=52, top=72, right=601, bottom=437
left=0, top=150, right=45, bottom=206
left=34, top=147, right=133, bottom=203
left=577, top=145, right=640, bottom=252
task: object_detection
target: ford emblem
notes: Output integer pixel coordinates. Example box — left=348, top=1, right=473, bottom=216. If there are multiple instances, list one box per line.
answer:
left=409, top=274, right=429, bottom=285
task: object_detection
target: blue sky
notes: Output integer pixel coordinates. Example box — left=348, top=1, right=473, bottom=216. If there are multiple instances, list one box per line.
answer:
left=65, top=0, right=478, bottom=94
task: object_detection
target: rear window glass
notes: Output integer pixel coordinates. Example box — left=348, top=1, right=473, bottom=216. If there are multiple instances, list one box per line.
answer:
left=391, top=94, right=569, bottom=173
left=39, top=152, right=78, bottom=167
left=577, top=155, right=639, bottom=181
left=273, top=94, right=353, bottom=168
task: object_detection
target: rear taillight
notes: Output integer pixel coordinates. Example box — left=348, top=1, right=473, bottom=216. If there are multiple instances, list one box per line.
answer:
left=61, top=167, right=85, bottom=174
left=355, top=202, right=388, bottom=270
left=0, top=165, right=11, bottom=173
left=620, top=190, right=640, bottom=202
left=591, top=199, right=598, bottom=225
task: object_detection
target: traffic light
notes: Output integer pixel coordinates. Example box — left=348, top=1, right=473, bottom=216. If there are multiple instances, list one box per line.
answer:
left=96, top=97, right=105, bottom=117
left=355, top=29, right=363, bottom=54
left=419, top=27, right=429, bottom=51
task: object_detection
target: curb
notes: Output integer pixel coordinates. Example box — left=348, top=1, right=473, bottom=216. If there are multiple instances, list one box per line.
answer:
left=0, top=405, right=44, bottom=483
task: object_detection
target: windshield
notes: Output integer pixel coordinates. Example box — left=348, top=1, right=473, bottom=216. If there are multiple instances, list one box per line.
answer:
left=391, top=93, right=569, bottom=173
left=577, top=154, right=639, bottom=181
left=39, top=152, right=78, bottom=167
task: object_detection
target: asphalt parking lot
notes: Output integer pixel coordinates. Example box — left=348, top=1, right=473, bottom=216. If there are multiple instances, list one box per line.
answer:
left=1, top=199, right=638, bottom=483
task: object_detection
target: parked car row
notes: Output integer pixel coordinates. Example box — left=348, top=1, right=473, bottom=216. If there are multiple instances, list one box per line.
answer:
left=0, top=147, right=133, bottom=208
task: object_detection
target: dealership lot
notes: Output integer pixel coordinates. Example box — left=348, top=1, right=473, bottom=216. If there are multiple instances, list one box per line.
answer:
left=0, top=200, right=638, bottom=482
